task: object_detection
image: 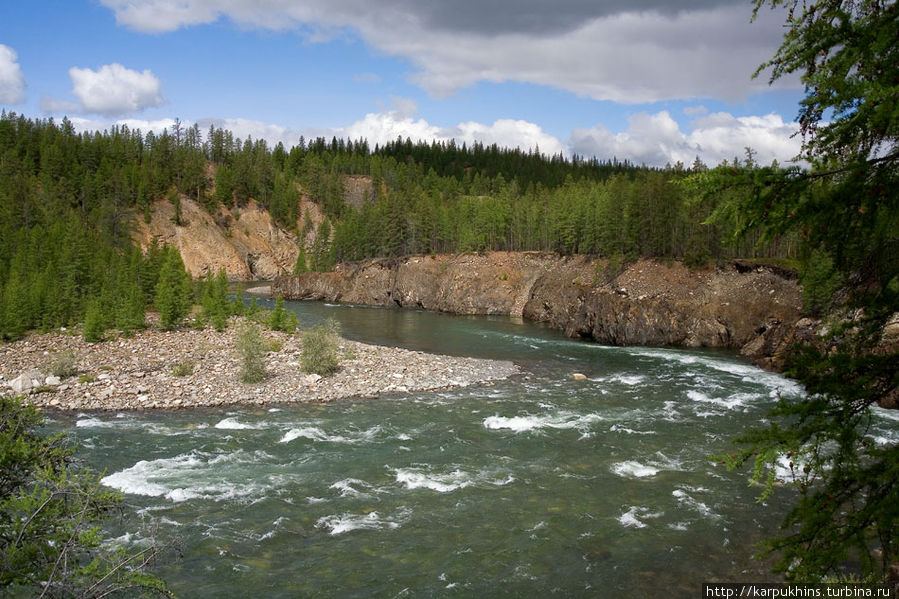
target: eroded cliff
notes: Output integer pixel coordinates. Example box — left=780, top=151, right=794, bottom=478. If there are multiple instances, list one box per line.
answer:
left=272, top=252, right=803, bottom=368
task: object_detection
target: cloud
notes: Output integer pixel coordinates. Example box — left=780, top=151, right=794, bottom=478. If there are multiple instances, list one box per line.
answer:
left=44, top=63, right=164, bottom=117
left=69, top=64, right=164, bottom=116
left=0, top=44, right=26, bottom=104
left=570, top=110, right=801, bottom=167
left=98, top=0, right=796, bottom=103
left=62, top=101, right=800, bottom=168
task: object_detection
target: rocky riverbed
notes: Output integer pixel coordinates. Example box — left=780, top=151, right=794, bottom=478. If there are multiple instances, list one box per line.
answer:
left=0, top=321, right=519, bottom=411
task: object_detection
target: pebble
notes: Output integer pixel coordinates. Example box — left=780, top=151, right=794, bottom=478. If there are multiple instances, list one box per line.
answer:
left=1, top=320, right=520, bottom=412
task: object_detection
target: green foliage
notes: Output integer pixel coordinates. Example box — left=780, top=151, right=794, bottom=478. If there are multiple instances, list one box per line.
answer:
left=46, top=350, right=79, bottom=379
left=695, top=0, right=899, bottom=583
left=154, top=246, right=193, bottom=330
left=200, top=269, right=232, bottom=331
left=81, top=298, right=106, bottom=343
left=292, top=246, right=309, bottom=274
left=799, top=248, right=843, bottom=315
left=234, top=322, right=267, bottom=384
left=171, top=359, right=194, bottom=377
left=0, top=396, right=174, bottom=596
left=301, top=321, right=340, bottom=376
left=268, top=296, right=298, bottom=333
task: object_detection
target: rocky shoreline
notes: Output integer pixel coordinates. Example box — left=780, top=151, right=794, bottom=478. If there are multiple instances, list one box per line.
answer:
left=273, top=253, right=804, bottom=369
left=0, top=321, right=520, bottom=411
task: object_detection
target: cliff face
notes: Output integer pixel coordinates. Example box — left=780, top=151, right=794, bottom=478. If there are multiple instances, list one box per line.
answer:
left=132, top=195, right=324, bottom=281
left=272, top=252, right=803, bottom=368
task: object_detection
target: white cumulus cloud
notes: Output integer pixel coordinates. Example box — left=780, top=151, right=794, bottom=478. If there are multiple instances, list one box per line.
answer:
left=43, top=64, right=164, bottom=117
left=69, top=63, right=164, bottom=116
left=570, top=110, right=801, bottom=167
left=64, top=104, right=800, bottom=169
left=0, top=44, right=26, bottom=105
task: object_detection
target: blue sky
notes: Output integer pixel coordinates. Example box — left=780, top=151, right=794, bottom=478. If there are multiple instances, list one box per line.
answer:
left=1, top=0, right=806, bottom=167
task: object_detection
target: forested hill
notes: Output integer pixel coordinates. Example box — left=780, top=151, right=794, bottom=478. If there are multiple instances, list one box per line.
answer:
left=0, top=112, right=795, bottom=341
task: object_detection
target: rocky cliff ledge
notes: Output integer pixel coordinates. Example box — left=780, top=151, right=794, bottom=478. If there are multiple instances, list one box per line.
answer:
left=272, top=252, right=803, bottom=370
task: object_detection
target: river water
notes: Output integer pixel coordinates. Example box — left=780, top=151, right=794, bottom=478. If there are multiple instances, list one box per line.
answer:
left=47, top=299, right=899, bottom=597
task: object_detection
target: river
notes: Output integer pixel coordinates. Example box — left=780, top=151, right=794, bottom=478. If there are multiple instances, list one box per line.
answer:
left=46, top=298, right=899, bottom=597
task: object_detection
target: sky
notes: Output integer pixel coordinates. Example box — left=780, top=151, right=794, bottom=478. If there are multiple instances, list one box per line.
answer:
left=0, top=0, right=807, bottom=167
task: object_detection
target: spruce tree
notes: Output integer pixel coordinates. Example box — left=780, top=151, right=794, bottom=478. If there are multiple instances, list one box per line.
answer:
left=293, top=246, right=308, bottom=274
left=82, top=298, right=106, bottom=343
left=200, top=269, right=230, bottom=331
left=154, top=246, right=193, bottom=330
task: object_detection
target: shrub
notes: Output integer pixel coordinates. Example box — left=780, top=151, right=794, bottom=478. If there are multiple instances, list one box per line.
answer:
left=46, top=350, right=79, bottom=379
left=301, top=323, right=340, bottom=376
left=171, top=359, right=194, bottom=377
left=0, top=397, right=174, bottom=595
left=235, top=322, right=266, bottom=383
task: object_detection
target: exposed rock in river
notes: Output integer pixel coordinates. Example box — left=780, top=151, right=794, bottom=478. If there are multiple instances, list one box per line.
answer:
left=272, top=252, right=803, bottom=370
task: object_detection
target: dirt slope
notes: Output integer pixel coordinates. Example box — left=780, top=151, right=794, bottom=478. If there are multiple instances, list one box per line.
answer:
left=132, top=195, right=324, bottom=280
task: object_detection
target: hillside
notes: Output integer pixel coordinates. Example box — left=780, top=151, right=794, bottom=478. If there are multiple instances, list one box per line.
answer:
left=131, top=194, right=324, bottom=281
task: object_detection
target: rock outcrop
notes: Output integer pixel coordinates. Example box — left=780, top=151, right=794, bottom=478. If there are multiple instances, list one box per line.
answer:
left=132, top=195, right=325, bottom=281
left=273, top=252, right=804, bottom=368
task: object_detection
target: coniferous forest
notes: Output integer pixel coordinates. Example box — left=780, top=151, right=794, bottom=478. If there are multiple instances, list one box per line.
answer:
left=0, top=111, right=797, bottom=341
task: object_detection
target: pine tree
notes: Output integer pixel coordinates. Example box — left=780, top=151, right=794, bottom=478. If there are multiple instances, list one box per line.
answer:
left=82, top=298, right=106, bottom=343
left=293, top=245, right=308, bottom=274
left=267, top=296, right=297, bottom=333
left=154, top=246, right=193, bottom=330
left=200, top=269, right=230, bottom=331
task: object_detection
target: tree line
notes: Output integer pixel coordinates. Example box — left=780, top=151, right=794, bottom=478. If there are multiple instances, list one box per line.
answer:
left=0, top=110, right=797, bottom=342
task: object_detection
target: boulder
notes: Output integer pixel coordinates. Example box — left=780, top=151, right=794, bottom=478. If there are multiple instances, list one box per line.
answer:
left=10, top=369, right=45, bottom=394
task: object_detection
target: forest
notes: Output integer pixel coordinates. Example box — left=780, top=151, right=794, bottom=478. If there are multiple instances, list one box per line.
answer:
left=0, top=111, right=798, bottom=341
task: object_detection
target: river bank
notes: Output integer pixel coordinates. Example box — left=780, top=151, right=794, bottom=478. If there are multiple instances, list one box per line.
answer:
left=0, top=320, right=519, bottom=411
left=273, top=252, right=804, bottom=370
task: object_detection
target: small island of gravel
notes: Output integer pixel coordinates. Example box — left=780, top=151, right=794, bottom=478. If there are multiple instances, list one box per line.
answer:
left=0, top=320, right=520, bottom=411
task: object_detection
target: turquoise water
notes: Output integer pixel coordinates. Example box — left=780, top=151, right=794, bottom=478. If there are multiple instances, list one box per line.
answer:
left=48, top=300, right=899, bottom=597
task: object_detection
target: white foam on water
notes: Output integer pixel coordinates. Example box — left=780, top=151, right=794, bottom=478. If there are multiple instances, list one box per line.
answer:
left=279, top=424, right=383, bottom=444
left=329, top=478, right=381, bottom=498
left=315, top=507, right=411, bottom=536
left=872, top=405, right=899, bottom=423
left=611, top=452, right=682, bottom=479
left=101, top=450, right=276, bottom=503
left=672, top=489, right=718, bottom=519
left=686, top=389, right=757, bottom=411
left=280, top=427, right=330, bottom=443
left=483, top=411, right=602, bottom=434
left=214, top=417, right=264, bottom=430
left=609, top=424, right=655, bottom=435
left=611, top=461, right=659, bottom=479
left=394, top=467, right=514, bottom=493
left=76, top=417, right=124, bottom=428
left=629, top=347, right=804, bottom=398
left=594, top=374, right=647, bottom=386
left=617, top=506, right=661, bottom=529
